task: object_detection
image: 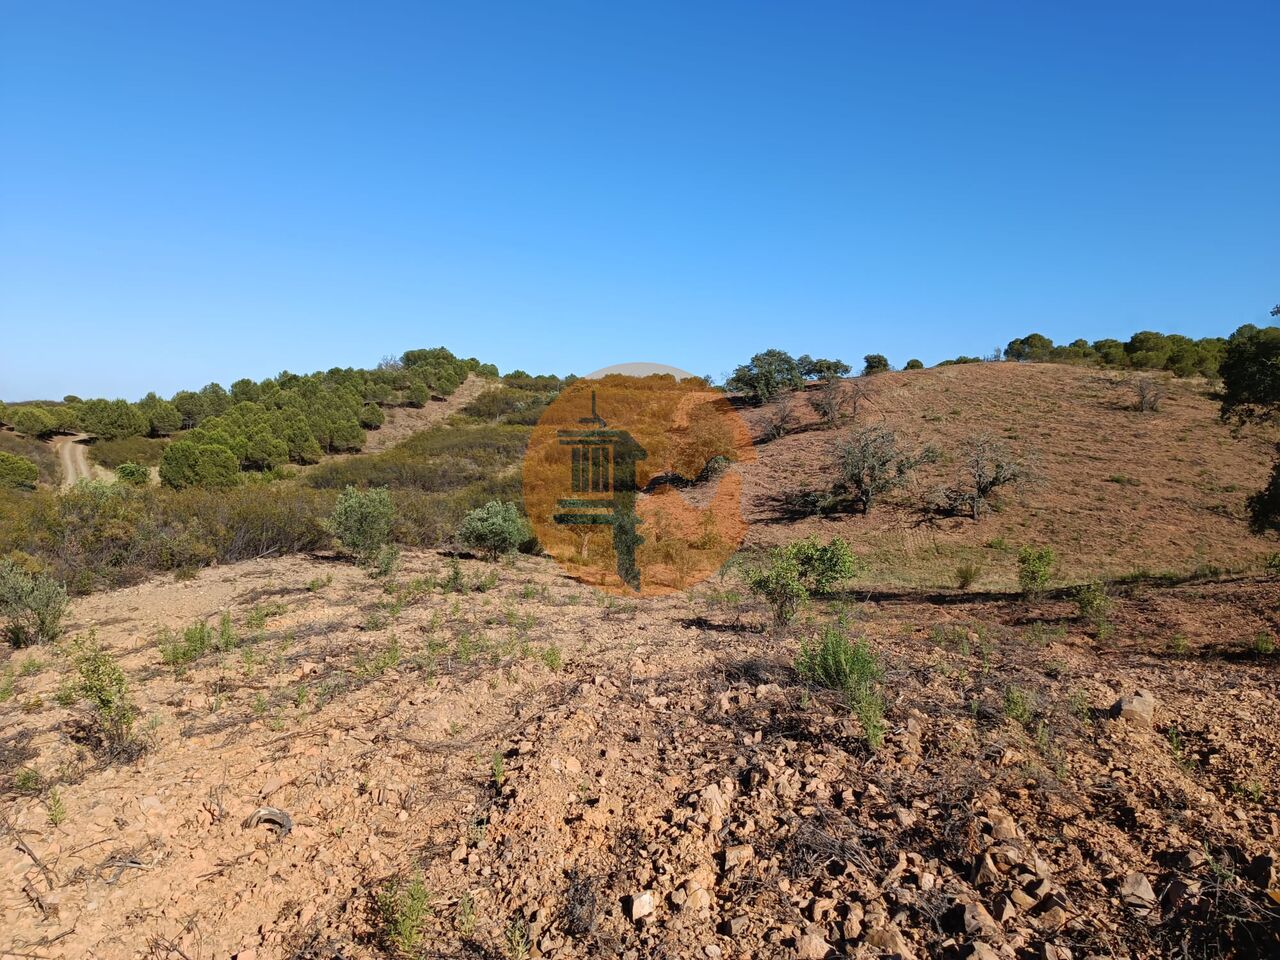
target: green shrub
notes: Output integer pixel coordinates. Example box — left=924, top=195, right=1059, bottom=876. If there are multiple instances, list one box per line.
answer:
left=114, top=462, right=149, bottom=486
left=1017, top=546, right=1057, bottom=598
left=0, top=451, right=38, bottom=490
left=8, top=406, right=56, bottom=438
left=1073, top=580, right=1111, bottom=629
left=787, top=536, right=863, bottom=593
left=458, top=500, right=530, bottom=561
left=904, top=358, right=924, bottom=370
left=68, top=632, right=139, bottom=755
left=746, top=550, right=807, bottom=625
left=159, top=619, right=216, bottom=666
left=0, top=559, right=68, bottom=646
left=746, top=538, right=863, bottom=624
left=796, top=626, right=886, bottom=748
left=376, top=873, right=432, bottom=957
left=329, top=486, right=395, bottom=561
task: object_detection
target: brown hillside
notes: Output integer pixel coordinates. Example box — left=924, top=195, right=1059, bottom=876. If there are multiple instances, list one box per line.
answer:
left=735, top=363, right=1278, bottom=586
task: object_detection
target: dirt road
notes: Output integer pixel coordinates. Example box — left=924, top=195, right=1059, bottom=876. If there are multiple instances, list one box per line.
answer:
left=53, top=433, right=94, bottom=487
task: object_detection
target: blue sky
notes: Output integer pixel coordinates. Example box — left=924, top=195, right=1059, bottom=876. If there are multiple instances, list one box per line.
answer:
left=2, top=1, right=1277, bottom=400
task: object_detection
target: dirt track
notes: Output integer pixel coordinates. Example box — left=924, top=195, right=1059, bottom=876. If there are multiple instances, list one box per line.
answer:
left=52, top=433, right=94, bottom=487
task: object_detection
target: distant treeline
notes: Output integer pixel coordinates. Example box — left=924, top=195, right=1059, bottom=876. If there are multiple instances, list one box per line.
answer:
left=0, top=347, right=500, bottom=487
left=999, top=329, right=1226, bottom=378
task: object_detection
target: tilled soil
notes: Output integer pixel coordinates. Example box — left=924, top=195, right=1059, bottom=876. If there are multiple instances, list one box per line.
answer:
left=2, top=551, right=1278, bottom=960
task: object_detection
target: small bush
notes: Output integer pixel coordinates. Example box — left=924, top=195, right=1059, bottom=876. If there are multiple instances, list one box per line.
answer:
left=114, top=462, right=150, bottom=486
left=796, top=626, right=886, bottom=748
left=159, top=619, right=215, bottom=666
left=747, top=538, right=863, bottom=624
left=831, top=427, right=938, bottom=514
left=0, top=451, right=39, bottom=490
left=1073, top=580, right=1111, bottom=630
left=746, top=550, right=807, bottom=626
left=1255, top=633, right=1275, bottom=656
left=1134, top=376, right=1167, bottom=412
left=904, top=358, right=924, bottom=370
left=457, top=500, right=530, bottom=561
left=329, top=486, right=395, bottom=561
left=0, top=559, right=68, bottom=646
left=376, top=873, right=432, bottom=957
left=1017, top=546, right=1056, bottom=598
left=372, top=543, right=402, bottom=579
left=68, top=632, right=139, bottom=755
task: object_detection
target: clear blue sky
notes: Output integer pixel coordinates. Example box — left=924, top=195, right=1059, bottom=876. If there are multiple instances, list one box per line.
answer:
left=2, top=1, right=1277, bottom=401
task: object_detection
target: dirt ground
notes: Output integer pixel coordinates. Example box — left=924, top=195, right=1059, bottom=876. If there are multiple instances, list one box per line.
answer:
left=3, top=548, right=1278, bottom=960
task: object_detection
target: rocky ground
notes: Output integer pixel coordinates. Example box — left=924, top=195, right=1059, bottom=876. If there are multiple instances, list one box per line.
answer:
left=2, top=550, right=1278, bottom=959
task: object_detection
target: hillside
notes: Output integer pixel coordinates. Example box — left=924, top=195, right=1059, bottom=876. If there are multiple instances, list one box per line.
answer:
left=2, top=360, right=1279, bottom=960
left=737, top=362, right=1277, bottom=586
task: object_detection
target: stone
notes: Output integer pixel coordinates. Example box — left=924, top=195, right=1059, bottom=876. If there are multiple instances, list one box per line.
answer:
left=723, top=844, right=754, bottom=870
left=1114, top=690, right=1156, bottom=727
left=718, top=915, right=748, bottom=937
left=973, top=853, right=1001, bottom=886
left=968, top=943, right=1000, bottom=960
left=962, top=902, right=1000, bottom=937
left=796, top=930, right=831, bottom=959
left=626, top=892, right=654, bottom=922
left=1120, top=871, right=1156, bottom=910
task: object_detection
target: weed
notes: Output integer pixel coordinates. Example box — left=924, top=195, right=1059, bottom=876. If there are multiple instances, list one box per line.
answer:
left=375, top=873, right=432, bottom=957
left=442, top=558, right=466, bottom=594
left=14, top=767, right=42, bottom=793
left=371, top=543, right=402, bottom=579
left=1168, top=634, right=1191, bottom=656
left=1003, top=685, right=1034, bottom=727
left=159, top=619, right=214, bottom=666
left=541, top=644, right=563, bottom=671
left=0, top=670, right=13, bottom=703
left=306, top=574, right=333, bottom=592
left=252, top=692, right=269, bottom=718
left=18, top=656, right=45, bottom=676
left=1254, top=633, right=1275, bottom=656
left=46, top=787, right=66, bottom=826
left=455, top=891, right=476, bottom=937
left=954, top=562, right=984, bottom=590
left=1265, top=553, right=1280, bottom=576
left=504, top=920, right=531, bottom=960
left=491, top=749, right=506, bottom=789
left=1067, top=689, right=1092, bottom=724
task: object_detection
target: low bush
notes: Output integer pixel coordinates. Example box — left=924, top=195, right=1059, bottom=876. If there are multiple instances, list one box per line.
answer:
left=1017, top=546, right=1057, bottom=598
left=89, top=436, right=168, bottom=469
left=746, top=537, right=862, bottom=624
left=458, top=500, right=530, bottom=561
left=0, top=558, right=68, bottom=646
left=114, top=462, right=149, bottom=486
left=68, top=632, right=140, bottom=756
left=329, top=486, right=395, bottom=562
left=0, top=451, right=38, bottom=490
left=954, top=561, right=984, bottom=590
left=1073, top=580, right=1112, bottom=631
left=796, top=626, right=886, bottom=748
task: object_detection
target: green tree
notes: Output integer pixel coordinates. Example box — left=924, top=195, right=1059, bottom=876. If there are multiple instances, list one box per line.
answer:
left=1004, top=334, right=1054, bottom=362
left=9, top=406, right=56, bottom=438
left=904, top=358, right=924, bottom=370
left=861, top=354, right=891, bottom=375
left=159, top=440, right=240, bottom=489
left=138, top=393, right=182, bottom=436
left=407, top=381, right=431, bottom=408
left=0, top=451, right=39, bottom=489
left=79, top=399, right=148, bottom=440
left=725, top=349, right=803, bottom=404
left=359, top=403, right=385, bottom=429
